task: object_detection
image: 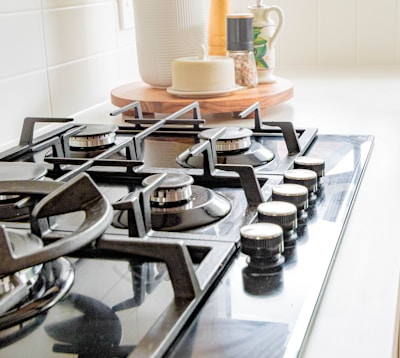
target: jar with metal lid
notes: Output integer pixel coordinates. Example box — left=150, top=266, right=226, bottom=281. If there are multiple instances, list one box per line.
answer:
left=226, top=13, right=258, bottom=88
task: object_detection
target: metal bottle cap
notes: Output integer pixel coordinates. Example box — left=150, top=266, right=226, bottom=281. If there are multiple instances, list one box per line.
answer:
left=226, top=13, right=254, bottom=51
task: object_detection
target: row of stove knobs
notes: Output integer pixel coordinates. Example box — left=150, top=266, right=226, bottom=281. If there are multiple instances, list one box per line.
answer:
left=240, top=156, right=325, bottom=295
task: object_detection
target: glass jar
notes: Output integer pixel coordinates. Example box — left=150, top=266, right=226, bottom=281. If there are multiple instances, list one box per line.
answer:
left=226, top=13, right=258, bottom=88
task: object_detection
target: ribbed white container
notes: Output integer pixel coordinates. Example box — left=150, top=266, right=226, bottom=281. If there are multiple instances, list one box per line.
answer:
left=133, top=0, right=208, bottom=88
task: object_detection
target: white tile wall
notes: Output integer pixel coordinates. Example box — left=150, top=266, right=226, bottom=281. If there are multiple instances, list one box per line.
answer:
left=43, top=3, right=118, bottom=66
left=0, top=0, right=399, bottom=150
left=234, top=0, right=400, bottom=68
left=0, top=0, right=139, bottom=150
left=0, top=11, right=46, bottom=79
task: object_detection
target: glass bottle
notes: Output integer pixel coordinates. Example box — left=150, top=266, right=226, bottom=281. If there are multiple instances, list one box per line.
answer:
left=226, top=14, right=258, bottom=88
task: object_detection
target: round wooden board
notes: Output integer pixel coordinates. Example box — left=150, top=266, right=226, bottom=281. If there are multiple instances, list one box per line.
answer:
left=110, top=77, right=293, bottom=116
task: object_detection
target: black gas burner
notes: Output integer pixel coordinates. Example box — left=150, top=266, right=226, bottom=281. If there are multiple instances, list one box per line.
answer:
left=0, top=162, right=47, bottom=200
left=199, top=127, right=254, bottom=153
left=69, top=124, right=117, bottom=150
left=114, top=173, right=232, bottom=231
left=0, top=162, right=49, bottom=220
left=111, top=101, right=318, bottom=176
left=0, top=173, right=113, bottom=329
left=143, top=173, right=194, bottom=207
left=177, top=127, right=275, bottom=168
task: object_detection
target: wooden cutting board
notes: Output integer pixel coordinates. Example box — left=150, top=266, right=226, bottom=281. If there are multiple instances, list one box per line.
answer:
left=110, top=77, right=293, bottom=116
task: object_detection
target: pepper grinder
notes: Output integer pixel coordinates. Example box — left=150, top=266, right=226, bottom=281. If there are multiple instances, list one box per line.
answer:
left=248, top=0, right=284, bottom=83
left=226, top=13, right=258, bottom=88
left=208, top=0, right=231, bottom=56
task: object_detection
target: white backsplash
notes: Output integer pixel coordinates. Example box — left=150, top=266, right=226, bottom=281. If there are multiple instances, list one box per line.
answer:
left=1, top=0, right=399, bottom=149
left=0, top=0, right=140, bottom=150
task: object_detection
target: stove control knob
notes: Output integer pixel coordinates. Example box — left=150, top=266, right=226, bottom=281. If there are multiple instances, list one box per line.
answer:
left=272, top=183, right=309, bottom=223
left=240, top=223, right=284, bottom=265
left=257, top=201, right=298, bottom=246
left=284, top=169, right=318, bottom=202
left=294, top=156, right=325, bottom=185
left=272, top=183, right=308, bottom=210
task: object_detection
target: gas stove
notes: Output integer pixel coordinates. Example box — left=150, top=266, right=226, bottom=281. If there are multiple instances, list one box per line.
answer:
left=0, top=101, right=373, bottom=357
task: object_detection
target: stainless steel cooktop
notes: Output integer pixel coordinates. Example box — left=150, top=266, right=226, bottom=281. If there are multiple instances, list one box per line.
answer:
left=0, top=101, right=373, bottom=357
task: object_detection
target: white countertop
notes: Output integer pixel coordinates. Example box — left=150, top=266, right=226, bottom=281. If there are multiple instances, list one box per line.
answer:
left=275, top=68, right=400, bottom=358
left=262, top=68, right=400, bottom=358
left=77, top=67, right=400, bottom=358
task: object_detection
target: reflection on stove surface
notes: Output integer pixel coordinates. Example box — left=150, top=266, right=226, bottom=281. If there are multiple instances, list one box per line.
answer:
left=0, top=258, right=75, bottom=331
left=45, top=293, right=133, bottom=358
left=170, top=318, right=288, bottom=358
left=0, top=314, right=46, bottom=349
left=168, top=282, right=288, bottom=358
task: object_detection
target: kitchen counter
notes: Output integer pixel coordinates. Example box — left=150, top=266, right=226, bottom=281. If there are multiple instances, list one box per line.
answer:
left=77, top=67, right=400, bottom=358
left=267, top=68, right=400, bottom=358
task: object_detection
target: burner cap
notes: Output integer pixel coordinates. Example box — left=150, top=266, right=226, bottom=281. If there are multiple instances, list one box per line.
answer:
left=199, top=127, right=253, bottom=153
left=0, top=162, right=48, bottom=203
left=72, top=124, right=118, bottom=137
left=114, top=176, right=231, bottom=231
left=143, top=173, right=194, bottom=206
left=69, top=124, right=118, bottom=149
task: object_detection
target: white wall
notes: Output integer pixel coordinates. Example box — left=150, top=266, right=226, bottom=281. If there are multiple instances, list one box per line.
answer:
left=235, top=0, right=400, bottom=68
left=1, top=0, right=399, bottom=150
left=0, top=0, right=139, bottom=150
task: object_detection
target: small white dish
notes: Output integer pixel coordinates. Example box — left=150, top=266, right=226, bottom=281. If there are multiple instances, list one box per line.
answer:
left=166, top=86, right=242, bottom=98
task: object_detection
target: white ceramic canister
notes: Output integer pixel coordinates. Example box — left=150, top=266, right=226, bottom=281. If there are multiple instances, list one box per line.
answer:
left=248, top=1, right=284, bottom=83
left=133, top=0, right=208, bottom=88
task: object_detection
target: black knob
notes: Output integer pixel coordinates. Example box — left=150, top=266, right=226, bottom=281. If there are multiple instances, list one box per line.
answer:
left=272, top=183, right=308, bottom=211
left=258, top=201, right=297, bottom=229
left=257, top=201, right=298, bottom=246
left=283, top=169, right=318, bottom=200
left=240, top=223, right=284, bottom=264
left=294, top=156, right=325, bottom=190
left=294, top=156, right=325, bottom=179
